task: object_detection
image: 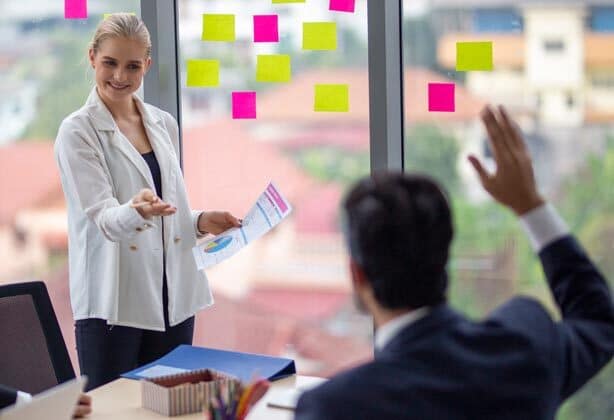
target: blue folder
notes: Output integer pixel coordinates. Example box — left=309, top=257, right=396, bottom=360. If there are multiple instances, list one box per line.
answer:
left=121, top=345, right=296, bottom=382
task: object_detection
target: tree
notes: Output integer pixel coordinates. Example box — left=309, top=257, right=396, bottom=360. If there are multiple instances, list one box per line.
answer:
left=405, top=124, right=460, bottom=194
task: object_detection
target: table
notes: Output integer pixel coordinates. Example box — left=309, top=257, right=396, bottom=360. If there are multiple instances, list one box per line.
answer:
left=88, top=375, right=325, bottom=419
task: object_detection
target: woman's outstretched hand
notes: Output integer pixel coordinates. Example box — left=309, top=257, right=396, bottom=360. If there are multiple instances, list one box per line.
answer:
left=131, top=188, right=177, bottom=219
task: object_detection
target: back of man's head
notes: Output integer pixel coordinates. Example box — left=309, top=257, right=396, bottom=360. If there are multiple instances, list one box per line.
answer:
left=343, top=172, right=454, bottom=310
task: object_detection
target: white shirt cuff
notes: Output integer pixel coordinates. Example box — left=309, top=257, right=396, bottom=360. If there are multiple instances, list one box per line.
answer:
left=519, top=203, right=569, bottom=252
left=15, top=391, right=32, bottom=406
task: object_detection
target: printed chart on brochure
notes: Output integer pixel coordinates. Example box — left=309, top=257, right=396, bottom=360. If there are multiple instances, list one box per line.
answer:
left=192, top=182, right=292, bottom=270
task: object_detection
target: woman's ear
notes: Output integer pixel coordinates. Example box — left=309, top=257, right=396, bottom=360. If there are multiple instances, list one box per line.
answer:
left=88, top=48, right=96, bottom=68
left=144, top=57, right=152, bottom=74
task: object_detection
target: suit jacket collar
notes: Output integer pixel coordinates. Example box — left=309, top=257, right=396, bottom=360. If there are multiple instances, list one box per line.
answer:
left=377, top=304, right=462, bottom=360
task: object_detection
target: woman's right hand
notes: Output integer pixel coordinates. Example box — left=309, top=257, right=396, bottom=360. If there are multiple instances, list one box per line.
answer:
left=130, top=188, right=177, bottom=219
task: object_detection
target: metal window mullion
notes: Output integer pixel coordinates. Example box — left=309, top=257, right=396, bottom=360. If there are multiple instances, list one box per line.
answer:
left=368, top=0, right=405, bottom=172
left=141, top=0, right=183, bottom=167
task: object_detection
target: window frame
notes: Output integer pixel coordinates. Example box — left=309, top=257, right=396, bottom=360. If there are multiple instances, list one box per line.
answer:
left=140, top=0, right=406, bottom=173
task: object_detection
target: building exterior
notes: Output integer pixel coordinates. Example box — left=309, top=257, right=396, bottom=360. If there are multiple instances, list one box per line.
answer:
left=432, top=0, right=614, bottom=127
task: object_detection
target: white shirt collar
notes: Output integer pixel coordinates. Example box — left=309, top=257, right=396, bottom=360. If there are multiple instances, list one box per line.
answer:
left=374, top=307, right=431, bottom=351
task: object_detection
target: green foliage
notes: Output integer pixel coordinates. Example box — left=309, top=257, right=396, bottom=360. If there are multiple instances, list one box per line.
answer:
left=22, top=30, right=93, bottom=140
left=291, top=147, right=369, bottom=186
left=554, top=138, right=614, bottom=420
left=403, top=17, right=437, bottom=70
left=405, top=124, right=461, bottom=194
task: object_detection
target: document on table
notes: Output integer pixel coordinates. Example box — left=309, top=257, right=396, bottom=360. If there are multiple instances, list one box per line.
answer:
left=192, top=182, right=292, bottom=270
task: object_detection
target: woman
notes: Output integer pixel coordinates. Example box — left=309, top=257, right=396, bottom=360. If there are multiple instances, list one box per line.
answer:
left=54, top=14, right=241, bottom=390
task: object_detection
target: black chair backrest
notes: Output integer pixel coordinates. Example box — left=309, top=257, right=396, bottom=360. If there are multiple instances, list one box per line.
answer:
left=0, top=281, right=75, bottom=394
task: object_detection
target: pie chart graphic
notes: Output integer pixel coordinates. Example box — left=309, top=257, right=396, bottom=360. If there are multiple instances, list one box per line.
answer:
left=203, top=236, right=233, bottom=253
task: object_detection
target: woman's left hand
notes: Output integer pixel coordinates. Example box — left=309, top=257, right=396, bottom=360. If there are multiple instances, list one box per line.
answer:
left=198, top=211, right=242, bottom=235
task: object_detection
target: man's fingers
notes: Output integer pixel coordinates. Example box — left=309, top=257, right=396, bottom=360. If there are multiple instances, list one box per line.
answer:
left=498, top=105, right=527, bottom=153
left=480, top=106, right=509, bottom=164
left=468, top=155, right=491, bottom=185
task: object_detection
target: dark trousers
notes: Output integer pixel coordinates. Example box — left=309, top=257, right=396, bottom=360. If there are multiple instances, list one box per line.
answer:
left=75, top=279, right=194, bottom=391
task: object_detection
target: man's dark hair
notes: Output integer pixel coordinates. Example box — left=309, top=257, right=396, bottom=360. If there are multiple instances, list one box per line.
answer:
left=343, top=172, right=454, bottom=309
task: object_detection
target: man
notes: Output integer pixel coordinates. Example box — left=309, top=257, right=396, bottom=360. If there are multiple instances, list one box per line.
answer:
left=295, top=106, right=614, bottom=420
left=0, top=384, right=92, bottom=417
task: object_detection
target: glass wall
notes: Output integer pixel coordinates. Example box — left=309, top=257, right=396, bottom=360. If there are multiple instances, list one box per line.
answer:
left=177, top=0, right=373, bottom=376
left=402, top=1, right=614, bottom=418
left=0, top=0, right=141, bottom=372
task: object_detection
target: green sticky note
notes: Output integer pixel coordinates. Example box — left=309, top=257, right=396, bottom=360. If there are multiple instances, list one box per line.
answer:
left=256, top=55, right=291, bottom=82
left=186, top=60, right=220, bottom=87
left=272, top=0, right=305, bottom=3
left=303, top=22, right=337, bottom=50
left=202, top=14, right=235, bottom=42
left=314, top=84, right=349, bottom=112
left=456, top=41, right=493, bottom=71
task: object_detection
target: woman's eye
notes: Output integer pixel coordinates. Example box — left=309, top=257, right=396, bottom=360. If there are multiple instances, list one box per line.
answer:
left=103, top=61, right=115, bottom=66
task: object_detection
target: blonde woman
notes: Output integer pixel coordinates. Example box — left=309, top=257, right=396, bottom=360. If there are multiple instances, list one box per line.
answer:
left=55, top=14, right=240, bottom=390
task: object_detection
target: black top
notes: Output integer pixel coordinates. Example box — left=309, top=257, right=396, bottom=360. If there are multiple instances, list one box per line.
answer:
left=141, top=150, right=162, bottom=198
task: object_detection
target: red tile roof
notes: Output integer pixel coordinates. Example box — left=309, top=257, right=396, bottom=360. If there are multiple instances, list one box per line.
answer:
left=183, top=119, right=314, bottom=216
left=257, top=67, right=484, bottom=124
left=0, top=142, right=61, bottom=224
left=245, top=287, right=349, bottom=321
left=294, top=183, right=344, bottom=235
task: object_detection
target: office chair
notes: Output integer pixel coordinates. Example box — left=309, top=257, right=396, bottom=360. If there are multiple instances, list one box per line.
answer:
left=0, top=281, right=75, bottom=394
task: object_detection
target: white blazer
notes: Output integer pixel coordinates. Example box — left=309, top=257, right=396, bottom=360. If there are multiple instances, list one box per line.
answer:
left=54, top=87, right=213, bottom=331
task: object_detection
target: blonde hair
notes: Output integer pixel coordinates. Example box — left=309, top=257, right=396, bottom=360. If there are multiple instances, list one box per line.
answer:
left=89, top=13, right=152, bottom=58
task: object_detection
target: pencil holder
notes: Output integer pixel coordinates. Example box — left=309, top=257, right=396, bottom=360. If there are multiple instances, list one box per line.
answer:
left=141, top=368, right=243, bottom=416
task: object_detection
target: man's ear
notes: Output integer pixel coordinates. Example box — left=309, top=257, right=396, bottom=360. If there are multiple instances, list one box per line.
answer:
left=349, top=258, right=368, bottom=291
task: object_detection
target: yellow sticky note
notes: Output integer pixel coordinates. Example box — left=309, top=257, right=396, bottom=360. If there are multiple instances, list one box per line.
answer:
left=103, top=12, right=136, bottom=20
left=272, top=0, right=305, bottom=3
left=456, top=42, right=493, bottom=71
left=256, top=55, right=291, bottom=82
left=303, top=22, right=337, bottom=50
left=314, top=84, right=349, bottom=112
left=202, top=14, right=235, bottom=42
left=186, top=60, right=220, bottom=87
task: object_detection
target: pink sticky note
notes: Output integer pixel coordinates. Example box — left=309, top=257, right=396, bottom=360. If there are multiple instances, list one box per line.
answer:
left=428, top=83, right=455, bottom=112
left=232, top=92, right=257, bottom=119
left=65, top=0, right=87, bottom=19
left=330, top=0, right=355, bottom=13
left=254, top=15, right=279, bottom=43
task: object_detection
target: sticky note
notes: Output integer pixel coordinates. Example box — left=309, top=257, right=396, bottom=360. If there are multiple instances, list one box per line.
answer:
left=256, top=55, right=291, bottom=82
left=103, top=12, right=136, bottom=20
left=456, top=42, right=493, bottom=71
left=65, top=0, right=87, bottom=19
left=428, top=83, right=455, bottom=112
left=254, top=15, right=279, bottom=43
left=186, top=60, right=220, bottom=87
left=314, top=84, right=349, bottom=112
left=232, top=92, right=257, bottom=119
left=330, top=0, right=355, bottom=13
left=272, top=0, right=305, bottom=3
left=202, top=14, right=235, bottom=42
left=303, top=22, right=337, bottom=50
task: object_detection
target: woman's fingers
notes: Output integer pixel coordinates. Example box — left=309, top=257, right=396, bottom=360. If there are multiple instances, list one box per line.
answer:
left=226, top=212, right=242, bottom=227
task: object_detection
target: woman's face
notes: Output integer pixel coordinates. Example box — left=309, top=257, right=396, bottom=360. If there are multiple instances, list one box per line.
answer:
left=89, top=36, right=151, bottom=105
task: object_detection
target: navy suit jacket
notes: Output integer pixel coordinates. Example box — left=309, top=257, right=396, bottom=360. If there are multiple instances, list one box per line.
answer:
left=295, top=236, right=614, bottom=420
left=0, top=384, right=17, bottom=410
